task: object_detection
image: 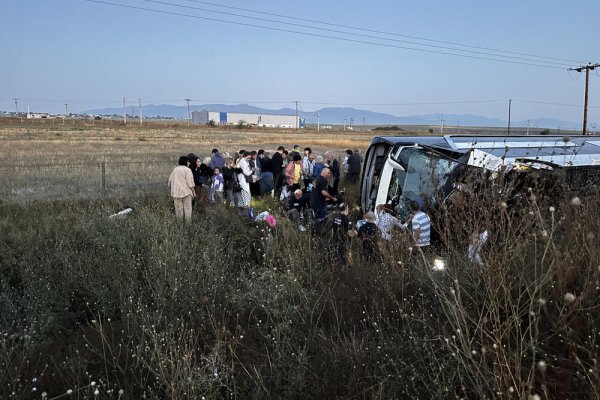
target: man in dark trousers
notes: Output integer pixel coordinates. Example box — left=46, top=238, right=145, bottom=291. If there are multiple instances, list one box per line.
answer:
left=272, top=146, right=285, bottom=194
left=347, top=150, right=362, bottom=184
left=310, top=167, right=337, bottom=233
left=330, top=202, right=352, bottom=264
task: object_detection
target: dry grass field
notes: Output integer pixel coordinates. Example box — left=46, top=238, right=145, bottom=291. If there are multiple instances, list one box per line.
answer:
left=0, top=119, right=395, bottom=200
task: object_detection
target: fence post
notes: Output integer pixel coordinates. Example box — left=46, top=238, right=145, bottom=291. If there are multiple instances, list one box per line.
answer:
left=102, top=161, right=107, bottom=193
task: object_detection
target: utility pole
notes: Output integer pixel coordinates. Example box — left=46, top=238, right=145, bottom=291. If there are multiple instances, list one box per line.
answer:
left=122, top=97, right=127, bottom=124
left=294, top=101, right=299, bottom=130
left=343, top=118, right=347, bottom=131
left=438, top=114, right=445, bottom=135
left=317, top=109, right=320, bottom=131
left=185, top=98, right=191, bottom=126
left=526, top=120, right=531, bottom=136
left=13, top=98, right=19, bottom=114
left=138, top=98, right=143, bottom=125
left=507, top=99, right=512, bottom=136
left=569, top=63, right=600, bottom=135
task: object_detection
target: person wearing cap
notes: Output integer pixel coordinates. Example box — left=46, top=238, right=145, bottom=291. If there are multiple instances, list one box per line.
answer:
left=330, top=202, right=352, bottom=264
left=168, top=155, right=196, bottom=223
left=210, top=148, right=225, bottom=170
left=357, top=211, right=378, bottom=257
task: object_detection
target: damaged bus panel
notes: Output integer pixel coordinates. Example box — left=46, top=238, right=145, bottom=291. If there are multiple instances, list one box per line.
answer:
left=361, top=135, right=600, bottom=220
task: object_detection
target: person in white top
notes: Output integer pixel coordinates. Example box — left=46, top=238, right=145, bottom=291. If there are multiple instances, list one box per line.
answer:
left=375, top=204, right=404, bottom=240
left=236, top=152, right=253, bottom=208
left=168, top=155, right=196, bottom=223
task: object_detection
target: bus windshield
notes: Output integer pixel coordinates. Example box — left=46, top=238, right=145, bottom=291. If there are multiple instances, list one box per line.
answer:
left=387, top=147, right=460, bottom=219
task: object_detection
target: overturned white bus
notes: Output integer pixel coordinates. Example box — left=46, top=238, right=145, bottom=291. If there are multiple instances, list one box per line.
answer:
left=360, top=135, right=600, bottom=220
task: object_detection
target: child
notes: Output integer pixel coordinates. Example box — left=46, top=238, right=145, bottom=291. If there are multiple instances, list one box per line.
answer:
left=210, top=167, right=224, bottom=204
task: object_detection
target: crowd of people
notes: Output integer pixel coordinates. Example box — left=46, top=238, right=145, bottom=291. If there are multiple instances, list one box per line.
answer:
left=168, top=145, right=431, bottom=263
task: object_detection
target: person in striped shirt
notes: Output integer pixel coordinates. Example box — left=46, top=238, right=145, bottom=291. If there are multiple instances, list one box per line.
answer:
left=404, top=200, right=431, bottom=248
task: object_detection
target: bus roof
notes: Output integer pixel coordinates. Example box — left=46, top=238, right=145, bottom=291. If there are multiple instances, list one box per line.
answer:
left=371, top=135, right=600, bottom=168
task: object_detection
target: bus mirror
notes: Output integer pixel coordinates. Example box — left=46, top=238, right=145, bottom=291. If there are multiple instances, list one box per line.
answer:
left=386, top=157, right=405, bottom=171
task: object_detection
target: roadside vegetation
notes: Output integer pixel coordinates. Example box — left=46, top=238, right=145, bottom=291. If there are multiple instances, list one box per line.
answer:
left=1, top=177, right=599, bottom=399
left=1, top=122, right=598, bottom=398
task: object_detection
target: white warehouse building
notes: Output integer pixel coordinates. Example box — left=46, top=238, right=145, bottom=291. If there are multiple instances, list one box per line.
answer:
left=192, top=110, right=302, bottom=128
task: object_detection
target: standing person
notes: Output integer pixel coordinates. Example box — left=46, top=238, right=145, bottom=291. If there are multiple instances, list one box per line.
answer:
left=311, top=155, right=325, bottom=184
left=375, top=204, right=404, bottom=241
left=330, top=202, right=352, bottom=264
left=347, top=150, right=362, bottom=184
left=324, top=151, right=340, bottom=193
left=357, top=211, right=378, bottom=258
left=187, top=153, right=202, bottom=200
left=209, top=167, right=224, bottom=204
left=343, top=150, right=352, bottom=177
left=404, top=200, right=431, bottom=249
left=258, top=150, right=274, bottom=195
left=272, top=146, right=285, bottom=193
left=310, top=168, right=337, bottom=233
left=284, top=154, right=303, bottom=192
left=168, top=156, right=196, bottom=223
left=249, top=151, right=260, bottom=197
left=291, top=144, right=301, bottom=157
left=222, top=157, right=240, bottom=206
left=302, top=147, right=313, bottom=189
left=236, top=152, right=253, bottom=208
left=210, top=148, right=226, bottom=170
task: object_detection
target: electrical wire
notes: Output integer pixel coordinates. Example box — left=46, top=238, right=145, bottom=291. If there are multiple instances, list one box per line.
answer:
left=514, top=99, right=600, bottom=109
left=81, top=0, right=569, bottom=70
left=140, top=0, right=571, bottom=67
left=180, top=0, right=580, bottom=64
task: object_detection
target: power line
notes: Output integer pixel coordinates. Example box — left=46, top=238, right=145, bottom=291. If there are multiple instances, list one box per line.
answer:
left=180, top=0, right=580, bottom=64
left=514, top=99, right=600, bottom=109
left=139, top=0, right=570, bottom=67
left=81, top=0, right=569, bottom=70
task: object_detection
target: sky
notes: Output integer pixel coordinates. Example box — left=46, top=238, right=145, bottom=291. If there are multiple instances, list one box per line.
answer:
left=1, top=0, right=599, bottom=127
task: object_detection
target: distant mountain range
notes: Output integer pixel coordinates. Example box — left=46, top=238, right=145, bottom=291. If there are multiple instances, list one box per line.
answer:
left=82, top=103, right=582, bottom=130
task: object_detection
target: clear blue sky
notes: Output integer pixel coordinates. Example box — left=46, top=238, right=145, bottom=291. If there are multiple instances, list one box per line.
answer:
left=1, top=0, right=599, bottom=126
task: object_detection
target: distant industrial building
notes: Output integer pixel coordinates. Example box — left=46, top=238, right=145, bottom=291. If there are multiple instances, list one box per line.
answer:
left=192, top=110, right=303, bottom=128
